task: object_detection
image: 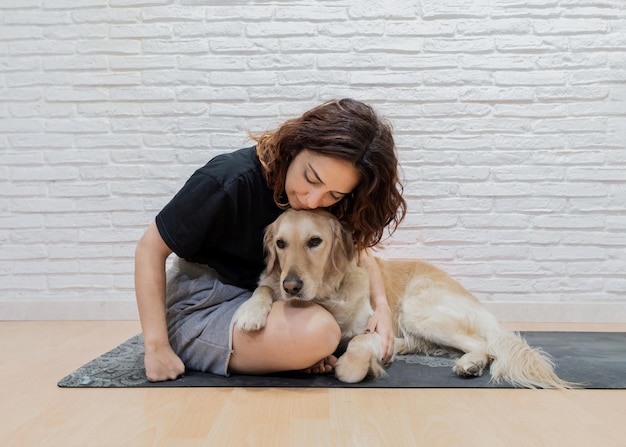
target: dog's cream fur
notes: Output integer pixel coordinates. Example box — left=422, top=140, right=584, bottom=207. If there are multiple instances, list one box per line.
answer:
left=233, top=209, right=577, bottom=389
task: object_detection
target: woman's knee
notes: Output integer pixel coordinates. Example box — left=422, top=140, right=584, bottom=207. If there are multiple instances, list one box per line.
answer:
left=282, top=301, right=341, bottom=352
left=229, top=301, right=341, bottom=374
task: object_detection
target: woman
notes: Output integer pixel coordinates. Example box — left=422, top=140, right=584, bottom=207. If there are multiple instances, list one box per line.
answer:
left=135, top=98, right=406, bottom=382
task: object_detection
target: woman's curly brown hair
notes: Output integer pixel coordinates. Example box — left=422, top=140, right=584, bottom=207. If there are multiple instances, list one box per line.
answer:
left=252, top=98, right=406, bottom=253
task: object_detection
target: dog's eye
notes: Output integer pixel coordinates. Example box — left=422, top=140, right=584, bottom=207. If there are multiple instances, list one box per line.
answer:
left=276, top=239, right=286, bottom=249
left=307, top=237, right=322, bottom=248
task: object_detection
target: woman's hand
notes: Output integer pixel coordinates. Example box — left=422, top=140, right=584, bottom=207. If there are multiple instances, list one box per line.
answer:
left=144, top=343, right=185, bottom=382
left=359, top=250, right=395, bottom=365
left=365, top=302, right=394, bottom=364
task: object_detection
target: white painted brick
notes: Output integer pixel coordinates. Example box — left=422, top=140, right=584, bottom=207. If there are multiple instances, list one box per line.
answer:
left=387, top=54, right=457, bottom=70
left=111, top=114, right=175, bottom=133
left=567, top=167, right=626, bottom=182
left=422, top=103, right=491, bottom=117
left=79, top=166, right=144, bottom=181
left=46, top=213, right=112, bottom=229
left=495, top=36, right=569, bottom=52
left=248, top=55, right=314, bottom=71
left=424, top=69, right=492, bottom=86
left=352, top=36, right=422, bottom=53
left=0, top=183, right=47, bottom=198
left=49, top=183, right=110, bottom=198
left=493, top=104, right=567, bottom=118
left=12, top=259, right=79, bottom=275
left=11, top=229, right=78, bottom=245
left=0, top=244, right=48, bottom=261
left=420, top=0, right=491, bottom=19
left=76, top=40, right=141, bottom=55
left=144, top=39, right=209, bottom=55
left=210, top=38, right=279, bottom=54
left=109, top=55, right=176, bottom=70
left=4, top=11, right=71, bottom=26
left=460, top=87, right=535, bottom=102
left=351, top=71, right=421, bottom=86
left=203, top=6, right=274, bottom=22
left=49, top=274, right=115, bottom=290
left=275, top=6, right=348, bottom=21
left=318, top=21, right=385, bottom=37
left=176, top=86, right=248, bottom=101
left=350, top=0, right=418, bottom=19
left=0, top=275, right=48, bottom=290
left=77, top=134, right=142, bottom=149
left=533, top=19, right=610, bottom=35
left=531, top=246, right=607, bottom=262
left=570, top=34, right=626, bottom=51
left=11, top=167, right=79, bottom=182
left=177, top=22, right=243, bottom=38
left=609, top=53, right=626, bottom=69
left=536, top=86, right=610, bottom=101
left=142, top=70, right=206, bottom=86
left=246, top=22, right=316, bottom=37
left=2, top=0, right=625, bottom=320
left=459, top=54, right=534, bottom=71
left=424, top=37, right=494, bottom=53
left=44, top=24, right=109, bottom=40
left=457, top=18, right=531, bottom=35
left=42, top=0, right=108, bottom=8
left=535, top=53, right=608, bottom=70
left=72, top=9, right=141, bottom=24
left=141, top=6, right=204, bottom=22
left=0, top=26, right=43, bottom=40
left=210, top=71, right=276, bottom=86
left=386, top=21, right=454, bottom=37
left=495, top=71, right=566, bottom=86
left=571, top=69, right=626, bottom=85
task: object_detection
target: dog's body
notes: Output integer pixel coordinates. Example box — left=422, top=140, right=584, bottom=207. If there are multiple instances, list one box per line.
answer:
left=233, top=209, right=576, bottom=389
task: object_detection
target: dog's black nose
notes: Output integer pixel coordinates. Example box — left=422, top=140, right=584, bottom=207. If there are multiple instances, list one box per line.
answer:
left=283, top=277, right=303, bottom=296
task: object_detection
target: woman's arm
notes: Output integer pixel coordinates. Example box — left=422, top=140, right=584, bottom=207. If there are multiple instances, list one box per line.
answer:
left=359, top=250, right=394, bottom=364
left=134, top=220, right=185, bottom=381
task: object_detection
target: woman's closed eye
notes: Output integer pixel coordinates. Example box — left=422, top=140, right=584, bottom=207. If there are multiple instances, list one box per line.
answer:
left=305, top=172, right=345, bottom=202
left=304, top=171, right=318, bottom=185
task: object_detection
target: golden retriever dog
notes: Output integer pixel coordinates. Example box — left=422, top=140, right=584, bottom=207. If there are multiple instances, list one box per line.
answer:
left=233, top=209, right=576, bottom=389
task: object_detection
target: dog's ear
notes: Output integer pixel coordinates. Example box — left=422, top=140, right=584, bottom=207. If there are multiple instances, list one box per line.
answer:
left=330, top=216, right=355, bottom=271
left=263, top=220, right=279, bottom=276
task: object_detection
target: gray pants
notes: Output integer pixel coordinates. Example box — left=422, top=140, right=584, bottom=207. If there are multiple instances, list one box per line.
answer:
left=165, top=257, right=251, bottom=376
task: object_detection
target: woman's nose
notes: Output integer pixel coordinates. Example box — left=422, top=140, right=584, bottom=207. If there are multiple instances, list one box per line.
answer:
left=305, top=191, right=324, bottom=209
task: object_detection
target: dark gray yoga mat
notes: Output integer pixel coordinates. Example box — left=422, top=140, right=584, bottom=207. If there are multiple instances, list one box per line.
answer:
left=57, top=332, right=626, bottom=389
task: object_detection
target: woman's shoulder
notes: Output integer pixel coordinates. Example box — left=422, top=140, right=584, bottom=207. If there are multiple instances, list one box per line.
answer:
left=190, top=146, right=269, bottom=197
left=195, top=146, right=261, bottom=182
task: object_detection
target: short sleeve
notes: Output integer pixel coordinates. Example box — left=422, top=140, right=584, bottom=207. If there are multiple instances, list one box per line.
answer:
left=156, top=170, right=235, bottom=259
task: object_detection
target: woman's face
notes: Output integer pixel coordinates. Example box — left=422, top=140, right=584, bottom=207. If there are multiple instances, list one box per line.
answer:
left=285, top=150, right=360, bottom=210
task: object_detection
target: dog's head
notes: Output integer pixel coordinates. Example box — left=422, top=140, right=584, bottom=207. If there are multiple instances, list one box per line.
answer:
left=262, top=209, right=355, bottom=302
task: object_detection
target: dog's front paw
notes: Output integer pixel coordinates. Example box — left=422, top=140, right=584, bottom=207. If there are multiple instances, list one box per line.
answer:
left=335, top=353, right=370, bottom=383
left=335, top=333, right=385, bottom=383
left=233, top=298, right=271, bottom=332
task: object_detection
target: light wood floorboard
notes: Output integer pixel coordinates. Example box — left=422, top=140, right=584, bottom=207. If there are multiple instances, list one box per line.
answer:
left=1, top=321, right=624, bottom=447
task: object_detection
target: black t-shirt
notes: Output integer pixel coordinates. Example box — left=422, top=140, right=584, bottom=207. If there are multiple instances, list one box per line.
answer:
left=155, top=146, right=282, bottom=290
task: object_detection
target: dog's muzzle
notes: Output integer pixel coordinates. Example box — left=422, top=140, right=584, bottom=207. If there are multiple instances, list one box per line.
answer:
left=282, top=273, right=303, bottom=297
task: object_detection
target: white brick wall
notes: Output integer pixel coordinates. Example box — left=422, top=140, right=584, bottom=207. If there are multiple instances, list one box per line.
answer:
left=1, top=0, right=625, bottom=321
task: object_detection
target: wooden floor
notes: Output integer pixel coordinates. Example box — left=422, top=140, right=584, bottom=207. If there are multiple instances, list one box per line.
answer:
left=1, top=321, right=624, bottom=447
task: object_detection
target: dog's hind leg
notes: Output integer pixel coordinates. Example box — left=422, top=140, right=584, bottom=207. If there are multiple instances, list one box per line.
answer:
left=398, top=288, right=492, bottom=378
left=449, top=335, right=489, bottom=378
left=403, top=322, right=490, bottom=378
left=335, top=333, right=384, bottom=383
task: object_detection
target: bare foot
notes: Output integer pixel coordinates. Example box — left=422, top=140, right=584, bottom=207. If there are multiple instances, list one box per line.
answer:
left=300, top=355, right=337, bottom=374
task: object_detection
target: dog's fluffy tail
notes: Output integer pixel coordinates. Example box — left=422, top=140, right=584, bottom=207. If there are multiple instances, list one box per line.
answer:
left=486, top=330, right=580, bottom=389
